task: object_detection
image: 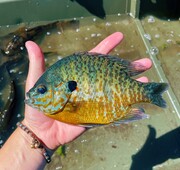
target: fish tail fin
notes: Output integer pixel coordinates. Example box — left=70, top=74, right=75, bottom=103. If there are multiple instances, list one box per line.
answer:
left=144, top=82, right=168, bottom=108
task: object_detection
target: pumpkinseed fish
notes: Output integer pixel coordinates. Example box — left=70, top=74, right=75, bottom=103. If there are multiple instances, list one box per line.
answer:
left=25, top=52, right=168, bottom=127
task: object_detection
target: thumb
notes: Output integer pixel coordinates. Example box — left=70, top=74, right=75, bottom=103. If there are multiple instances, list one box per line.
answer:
left=25, top=41, right=45, bottom=93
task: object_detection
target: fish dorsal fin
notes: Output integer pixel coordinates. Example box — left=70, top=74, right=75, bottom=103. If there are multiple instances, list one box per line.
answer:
left=113, top=107, right=149, bottom=125
left=104, top=55, right=147, bottom=77
left=75, top=52, right=146, bottom=77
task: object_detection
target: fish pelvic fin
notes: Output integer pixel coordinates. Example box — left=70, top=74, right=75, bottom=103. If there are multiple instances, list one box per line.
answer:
left=144, top=82, right=168, bottom=108
left=113, top=107, right=149, bottom=125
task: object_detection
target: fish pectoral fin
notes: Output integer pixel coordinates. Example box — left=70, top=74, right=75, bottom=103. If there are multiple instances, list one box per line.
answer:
left=51, top=80, right=77, bottom=114
left=113, top=107, right=149, bottom=125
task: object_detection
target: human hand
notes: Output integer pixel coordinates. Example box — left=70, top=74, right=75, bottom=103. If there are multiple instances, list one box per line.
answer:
left=23, top=32, right=152, bottom=150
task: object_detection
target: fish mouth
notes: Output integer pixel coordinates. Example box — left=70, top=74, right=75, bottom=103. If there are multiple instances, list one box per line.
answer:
left=24, top=92, right=33, bottom=106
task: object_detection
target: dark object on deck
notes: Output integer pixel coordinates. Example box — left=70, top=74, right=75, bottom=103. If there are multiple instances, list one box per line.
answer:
left=1, top=20, right=79, bottom=56
left=130, top=125, right=180, bottom=170
left=0, top=63, right=15, bottom=132
left=140, top=0, right=180, bottom=20
left=71, top=0, right=106, bottom=19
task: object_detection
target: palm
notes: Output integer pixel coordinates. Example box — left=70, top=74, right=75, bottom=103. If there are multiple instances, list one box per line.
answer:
left=24, top=32, right=152, bottom=150
left=24, top=105, right=85, bottom=149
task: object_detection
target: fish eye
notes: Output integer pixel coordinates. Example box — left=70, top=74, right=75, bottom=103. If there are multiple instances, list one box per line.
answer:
left=37, top=85, right=47, bottom=94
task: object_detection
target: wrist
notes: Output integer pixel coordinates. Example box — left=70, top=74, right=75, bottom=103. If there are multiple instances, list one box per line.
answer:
left=17, top=121, right=53, bottom=163
left=0, top=125, right=47, bottom=169
left=16, top=126, right=46, bottom=165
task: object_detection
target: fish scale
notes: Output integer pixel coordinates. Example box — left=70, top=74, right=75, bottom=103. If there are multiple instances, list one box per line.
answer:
left=26, top=52, right=168, bottom=126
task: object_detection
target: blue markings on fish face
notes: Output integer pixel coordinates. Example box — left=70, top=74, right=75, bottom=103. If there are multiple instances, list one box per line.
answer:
left=25, top=80, right=77, bottom=114
left=25, top=83, right=53, bottom=112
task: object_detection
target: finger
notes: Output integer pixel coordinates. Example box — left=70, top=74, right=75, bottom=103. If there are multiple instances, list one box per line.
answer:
left=25, top=41, right=45, bottom=92
left=136, top=76, right=149, bottom=83
left=90, top=32, right=124, bottom=54
left=132, top=58, right=152, bottom=72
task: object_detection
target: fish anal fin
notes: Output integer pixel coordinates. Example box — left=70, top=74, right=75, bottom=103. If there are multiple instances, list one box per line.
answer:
left=79, top=124, right=105, bottom=128
left=113, top=107, right=149, bottom=125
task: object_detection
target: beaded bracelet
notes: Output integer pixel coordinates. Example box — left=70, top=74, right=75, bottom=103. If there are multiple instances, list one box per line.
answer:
left=16, top=122, right=51, bottom=163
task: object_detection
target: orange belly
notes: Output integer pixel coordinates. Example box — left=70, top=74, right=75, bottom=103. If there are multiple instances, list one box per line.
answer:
left=45, top=100, right=130, bottom=125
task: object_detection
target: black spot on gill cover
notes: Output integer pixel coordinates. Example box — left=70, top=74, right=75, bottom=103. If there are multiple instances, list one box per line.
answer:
left=68, top=81, right=77, bottom=92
